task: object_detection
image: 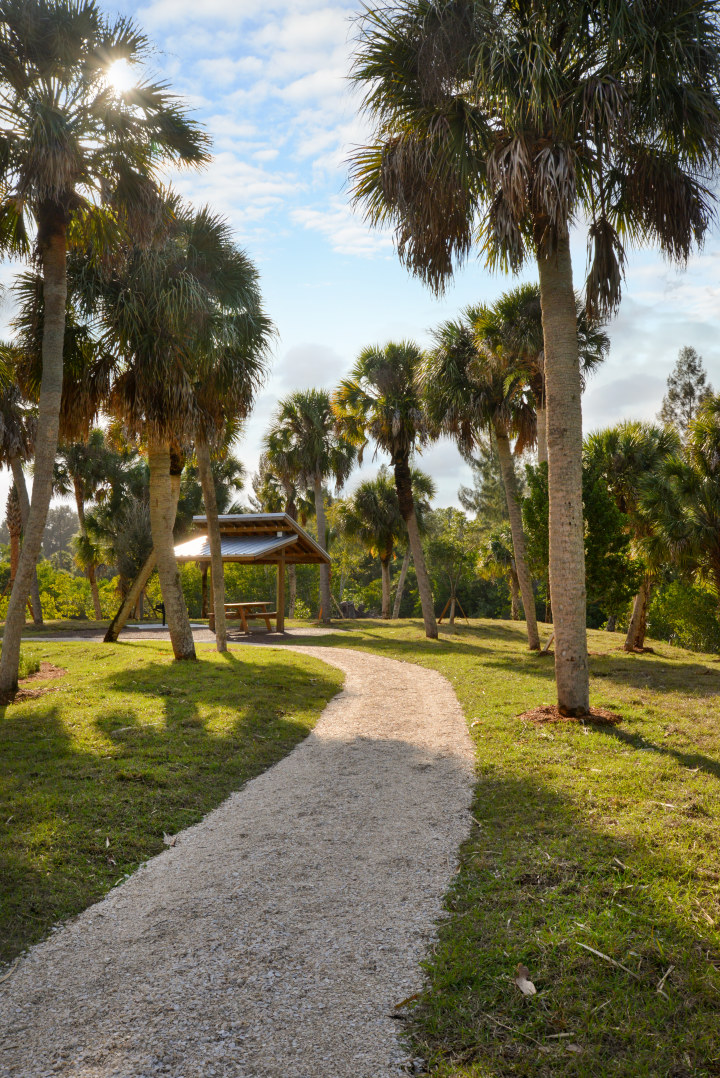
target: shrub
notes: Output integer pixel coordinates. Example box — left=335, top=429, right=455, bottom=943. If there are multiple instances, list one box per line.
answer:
left=647, top=580, right=720, bottom=654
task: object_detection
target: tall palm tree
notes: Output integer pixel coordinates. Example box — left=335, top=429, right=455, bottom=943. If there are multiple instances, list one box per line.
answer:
left=265, top=389, right=355, bottom=623
left=189, top=209, right=273, bottom=652
left=5, top=484, right=21, bottom=594
left=584, top=422, right=680, bottom=650
left=0, top=0, right=209, bottom=696
left=85, top=200, right=264, bottom=660
left=421, top=309, right=540, bottom=649
left=349, top=0, right=720, bottom=714
left=335, top=467, right=404, bottom=619
left=0, top=376, right=42, bottom=624
left=334, top=341, right=438, bottom=638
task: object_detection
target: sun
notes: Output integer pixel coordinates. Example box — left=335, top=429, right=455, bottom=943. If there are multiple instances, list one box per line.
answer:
left=105, top=59, right=135, bottom=94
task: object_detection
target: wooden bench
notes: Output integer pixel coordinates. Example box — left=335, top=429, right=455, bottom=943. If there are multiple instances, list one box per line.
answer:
left=210, top=600, right=278, bottom=634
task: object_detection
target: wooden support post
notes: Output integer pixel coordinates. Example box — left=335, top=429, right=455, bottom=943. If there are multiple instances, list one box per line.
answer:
left=208, top=564, right=215, bottom=633
left=455, top=596, right=471, bottom=625
left=201, top=564, right=208, bottom=618
left=276, top=551, right=285, bottom=633
left=437, top=597, right=451, bottom=624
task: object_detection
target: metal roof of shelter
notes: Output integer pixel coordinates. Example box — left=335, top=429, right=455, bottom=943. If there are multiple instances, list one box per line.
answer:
left=174, top=513, right=329, bottom=565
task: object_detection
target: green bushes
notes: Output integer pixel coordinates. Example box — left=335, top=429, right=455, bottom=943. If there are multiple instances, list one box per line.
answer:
left=647, top=579, right=720, bottom=654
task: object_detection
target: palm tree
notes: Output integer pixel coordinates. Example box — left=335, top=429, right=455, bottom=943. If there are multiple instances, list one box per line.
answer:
left=584, top=422, right=680, bottom=650
left=392, top=467, right=435, bottom=619
left=481, top=528, right=521, bottom=620
left=487, top=285, right=608, bottom=463
left=5, top=484, right=21, bottom=593
left=54, top=430, right=116, bottom=619
left=87, top=200, right=263, bottom=660
left=0, top=376, right=42, bottom=624
left=425, top=507, right=479, bottom=630
left=334, top=341, right=438, bottom=638
left=335, top=467, right=404, bottom=618
left=640, top=397, right=720, bottom=614
left=254, top=451, right=311, bottom=619
left=0, top=0, right=209, bottom=695
left=421, top=309, right=540, bottom=649
left=265, top=389, right=356, bottom=623
left=188, top=209, right=273, bottom=652
left=349, top=0, right=720, bottom=714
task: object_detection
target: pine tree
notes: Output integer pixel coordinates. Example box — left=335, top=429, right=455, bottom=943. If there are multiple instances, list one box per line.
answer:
left=458, top=435, right=511, bottom=528
left=660, top=347, right=713, bottom=436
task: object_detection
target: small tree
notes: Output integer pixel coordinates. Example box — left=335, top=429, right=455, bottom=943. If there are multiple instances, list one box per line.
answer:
left=458, top=435, right=509, bottom=528
left=584, top=422, right=680, bottom=649
left=659, top=347, right=714, bottom=439
left=481, top=528, right=521, bottom=620
left=523, top=462, right=639, bottom=629
left=425, top=508, right=479, bottom=630
left=642, top=396, right=720, bottom=616
left=334, top=467, right=403, bottom=619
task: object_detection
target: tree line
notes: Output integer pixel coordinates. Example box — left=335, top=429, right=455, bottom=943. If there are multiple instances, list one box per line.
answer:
left=2, top=0, right=720, bottom=724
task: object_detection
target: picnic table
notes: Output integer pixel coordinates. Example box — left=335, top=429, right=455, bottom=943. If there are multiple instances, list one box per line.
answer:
left=209, top=600, right=278, bottom=634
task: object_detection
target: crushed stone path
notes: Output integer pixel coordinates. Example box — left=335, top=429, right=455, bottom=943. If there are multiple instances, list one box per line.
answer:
left=0, top=646, right=475, bottom=1078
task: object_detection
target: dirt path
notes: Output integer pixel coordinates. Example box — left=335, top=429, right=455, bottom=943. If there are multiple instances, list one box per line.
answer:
left=0, top=646, right=474, bottom=1078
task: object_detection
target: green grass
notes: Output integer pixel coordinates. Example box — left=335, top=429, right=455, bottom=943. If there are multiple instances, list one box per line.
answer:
left=285, top=618, right=720, bottom=1077
left=0, top=639, right=342, bottom=967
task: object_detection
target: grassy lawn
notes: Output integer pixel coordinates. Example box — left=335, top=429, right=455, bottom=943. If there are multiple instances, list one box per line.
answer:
left=0, top=639, right=342, bottom=967
left=288, top=618, right=720, bottom=1078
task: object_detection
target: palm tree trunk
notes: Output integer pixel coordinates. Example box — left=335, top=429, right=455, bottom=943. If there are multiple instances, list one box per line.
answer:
left=72, top=478, right=102, bottom=620
left=494, top=427, right=540, bottom=650
left=0, top=219, right=66, bottom=698
left=380, top=555, right=391, bottom=618
left=537, top=231, right=589, bottom=715
left=196, top=438, right=227, bottom=653
left=105, top=553, right=156, bottom=641
left=393, top=453, right=437, bottom=639
left=148, top=436, right=196, bottom=660
left=7, top=487, right=20, bottom=589
left=392, top=546, right=411, bottom=619
left=284, top=493, right=298, bottom=618
left=509, top=566, right=520, bottom=619
left=536, top=405, right=548, bottom=465
left=8, top=459, right=43, bottom=626
left=624, top=575, right=652, bottom=652
left=449, top=592, right=456, bottom=630
left=606, top=614, right=617, bottom=633
left=104, top=472, right=183, bottom=643
left=201, top=565, right=208, bottom=617
left=313, top=475, right=332, bottom=623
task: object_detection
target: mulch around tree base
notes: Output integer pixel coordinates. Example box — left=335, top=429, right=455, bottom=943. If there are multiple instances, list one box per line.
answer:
left=519, top=704, right=622, bottom=726
left=11, top=663, right=67, bottom=703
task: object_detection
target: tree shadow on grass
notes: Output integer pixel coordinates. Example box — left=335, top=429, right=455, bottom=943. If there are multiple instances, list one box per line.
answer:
left=411, top=770, right=720, bottom=1078
left=596, top=724, right=720, bottom=783
left=0, top=650, right=340, bottom=966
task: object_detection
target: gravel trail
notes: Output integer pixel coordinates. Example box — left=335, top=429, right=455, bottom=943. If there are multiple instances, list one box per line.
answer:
left=0, top=646, right=474, bottom=1078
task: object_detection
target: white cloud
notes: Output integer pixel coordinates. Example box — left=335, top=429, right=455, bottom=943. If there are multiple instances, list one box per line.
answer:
left=292, top=199, right=392, bottom=257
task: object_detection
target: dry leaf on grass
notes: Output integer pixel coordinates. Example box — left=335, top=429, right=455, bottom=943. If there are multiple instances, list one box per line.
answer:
left=514, top=964, right=536, bottom=996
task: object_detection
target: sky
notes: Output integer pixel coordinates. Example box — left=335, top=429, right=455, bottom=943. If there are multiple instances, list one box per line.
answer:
left=5, top=0, right=720, bottom=513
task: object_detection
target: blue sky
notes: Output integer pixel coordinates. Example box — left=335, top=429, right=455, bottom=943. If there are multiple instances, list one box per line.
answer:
left=8, top=0, right=720, bottom=511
